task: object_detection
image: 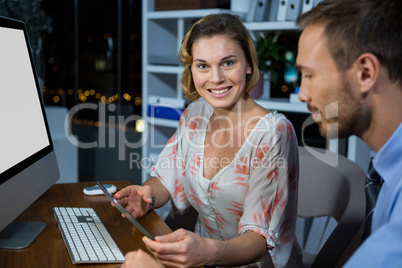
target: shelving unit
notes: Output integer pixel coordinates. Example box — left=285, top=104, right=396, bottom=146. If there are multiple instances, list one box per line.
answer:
left=140, top=0, right=370, bottom=252
left=244, top=21, right=298, bottom=31
left=142, top=1, right=235, bottom=185
left=141, top=1, right=310, bottom=184
left=141, top=0, right=370, bottom=198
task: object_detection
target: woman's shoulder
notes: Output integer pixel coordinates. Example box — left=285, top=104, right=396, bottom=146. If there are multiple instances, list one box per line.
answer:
left=255, top=111, right=291, bottom=129
left=181, top=98, right=213, bottom=121
left=252, top=111, right=296, bottom=142
left=250, top=102, right=292, bottom=129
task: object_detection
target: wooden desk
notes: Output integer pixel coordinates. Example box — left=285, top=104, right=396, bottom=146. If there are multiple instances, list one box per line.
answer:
left=0, top=180, right=172, bottom=268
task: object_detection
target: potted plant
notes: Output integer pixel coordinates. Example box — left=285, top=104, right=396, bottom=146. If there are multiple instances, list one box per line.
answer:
left=250, top=32, right=287, bottom=99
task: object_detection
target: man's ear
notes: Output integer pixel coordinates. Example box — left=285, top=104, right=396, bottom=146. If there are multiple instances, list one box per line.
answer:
left=355, top=53, right=380, bottom=94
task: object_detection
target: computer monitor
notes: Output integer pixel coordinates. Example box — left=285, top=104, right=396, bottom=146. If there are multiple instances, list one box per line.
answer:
left=0, top=16, right=60, bottom=249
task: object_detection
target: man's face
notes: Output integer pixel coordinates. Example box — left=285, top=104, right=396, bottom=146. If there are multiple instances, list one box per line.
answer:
left=296, top=24, right=366, bottom=139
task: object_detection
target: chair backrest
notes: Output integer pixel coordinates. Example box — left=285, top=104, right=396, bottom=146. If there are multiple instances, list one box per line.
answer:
left=297, top=146, right=366, bottom=268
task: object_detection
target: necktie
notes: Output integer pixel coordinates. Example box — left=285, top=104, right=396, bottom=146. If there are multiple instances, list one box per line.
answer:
left=361, top=159, right=383, bottom=242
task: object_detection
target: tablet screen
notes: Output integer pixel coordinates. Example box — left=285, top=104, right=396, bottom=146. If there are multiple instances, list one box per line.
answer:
left=97, top=181, right=154, bottom=240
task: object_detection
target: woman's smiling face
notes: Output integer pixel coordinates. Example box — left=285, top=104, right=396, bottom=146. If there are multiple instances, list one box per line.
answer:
left=190, top=34, right=252, bottom=110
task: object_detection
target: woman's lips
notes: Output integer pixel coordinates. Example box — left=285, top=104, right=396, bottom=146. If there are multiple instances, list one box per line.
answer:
left=208, top=86, right=232, bottom=98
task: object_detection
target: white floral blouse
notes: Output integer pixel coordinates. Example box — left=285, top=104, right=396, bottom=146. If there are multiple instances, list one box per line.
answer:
left=151, top=99, right=303, bottom=268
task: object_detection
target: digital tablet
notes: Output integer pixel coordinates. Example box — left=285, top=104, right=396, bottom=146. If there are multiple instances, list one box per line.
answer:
left=97, top=181, right=154, bottom=240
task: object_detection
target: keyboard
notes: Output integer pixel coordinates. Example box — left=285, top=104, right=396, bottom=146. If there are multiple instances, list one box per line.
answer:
left=53, top=207, right=125, bottom=264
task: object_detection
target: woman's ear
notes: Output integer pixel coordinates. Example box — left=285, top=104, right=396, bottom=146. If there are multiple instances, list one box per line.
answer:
left=247, top=64, right=252, bottom=75
left=355, top=53, right=380, bottom=94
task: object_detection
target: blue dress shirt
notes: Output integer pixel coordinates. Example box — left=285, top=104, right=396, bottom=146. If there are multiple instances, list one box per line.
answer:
left=344, top=122, right=402, bottom=267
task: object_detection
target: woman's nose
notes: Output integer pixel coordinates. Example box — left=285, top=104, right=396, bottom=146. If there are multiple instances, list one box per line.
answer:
left=210, top=67, right=224, bottom=84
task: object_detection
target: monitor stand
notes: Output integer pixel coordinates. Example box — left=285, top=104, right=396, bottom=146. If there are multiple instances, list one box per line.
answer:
left=0, top=221, right=46, bottom=249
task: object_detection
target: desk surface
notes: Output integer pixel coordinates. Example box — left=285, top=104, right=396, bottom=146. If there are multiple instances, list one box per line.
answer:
left=0, top=180, right=172, bottom=268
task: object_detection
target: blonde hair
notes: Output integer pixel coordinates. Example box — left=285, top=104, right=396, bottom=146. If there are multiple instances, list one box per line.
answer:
left=179, top=13, right=260, bottom=101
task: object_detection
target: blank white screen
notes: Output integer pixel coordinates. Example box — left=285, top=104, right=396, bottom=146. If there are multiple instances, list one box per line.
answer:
left=0, top=27, right=49, bottom=174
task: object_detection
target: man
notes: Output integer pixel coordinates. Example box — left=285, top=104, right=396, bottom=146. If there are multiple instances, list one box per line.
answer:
left=296, top=0, right=402, bottom=267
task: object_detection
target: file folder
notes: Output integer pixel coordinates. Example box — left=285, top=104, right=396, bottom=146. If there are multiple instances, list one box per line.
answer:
left=148, top=96, right=184, bottom=121
left=286, top=0, right=302, bottom=20
left=268, top=0, right=280, bottom=21
left=301, top=0, right=314, bottom=13
left=252, top=0, right=271, bottom=22
left=277, top=0, right=288, bottom=21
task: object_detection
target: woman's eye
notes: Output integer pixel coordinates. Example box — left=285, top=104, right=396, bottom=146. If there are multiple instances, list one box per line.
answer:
left=198, top=64, right=207, bottom=69
left=223, top=61, right=234, bottom=67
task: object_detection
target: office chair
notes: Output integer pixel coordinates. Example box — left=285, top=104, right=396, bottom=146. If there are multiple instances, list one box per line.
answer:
left=164, top=146, right=366, bottom=268
left=297, top=146, right=366, bottom=268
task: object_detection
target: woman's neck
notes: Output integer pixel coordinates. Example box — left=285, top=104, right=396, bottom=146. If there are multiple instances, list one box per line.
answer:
left=210, top=94, right=257, bottom=130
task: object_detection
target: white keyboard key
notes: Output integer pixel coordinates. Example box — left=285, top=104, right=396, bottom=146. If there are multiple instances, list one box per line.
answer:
left=73, top=207, right=82, bottom=215
left=59, top=207, right=67, bottom=215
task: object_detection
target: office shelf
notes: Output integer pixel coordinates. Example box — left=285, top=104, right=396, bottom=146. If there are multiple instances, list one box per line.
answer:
left=145, top=117, right=180, bottom=129
left=256, top=98, right=308, bottom=113
left=244, top=21, right=298, bottom=31
left=141, top=0, right=370, bottom=189
left=147, top=8, right=239, bottom=19
left=141, top=0, right=311, bottom=184
left=147, top=65, right=183, bottom=74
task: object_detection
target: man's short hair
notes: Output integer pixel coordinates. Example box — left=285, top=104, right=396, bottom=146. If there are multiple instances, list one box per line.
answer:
left=297, top=0, right=402, bottom=84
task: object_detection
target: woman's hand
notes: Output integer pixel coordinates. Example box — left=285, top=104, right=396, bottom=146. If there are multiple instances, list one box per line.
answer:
left=122, top=249, right=165, bottom=268
left=143, top=228, right=216, bottom=268
left=113, top=185, right=154, bottom=218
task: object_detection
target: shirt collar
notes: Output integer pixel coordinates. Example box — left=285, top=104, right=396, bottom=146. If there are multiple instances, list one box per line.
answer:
left=373, top=122, right=402, bottom=186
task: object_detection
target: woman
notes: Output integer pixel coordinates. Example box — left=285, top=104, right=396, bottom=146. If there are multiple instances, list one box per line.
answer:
left=116, top=13, right=302, bottom=268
